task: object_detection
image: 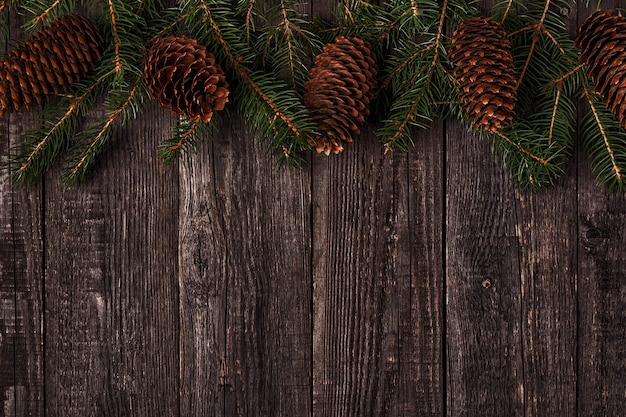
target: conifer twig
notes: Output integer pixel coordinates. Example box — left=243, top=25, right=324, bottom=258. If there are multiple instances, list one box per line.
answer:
left=199, top=0, right=302, bottom=136
left=582, top=86, right=622, bottom=181
left=495, top=131, right=549, bottom=166
left=516, top=0, right=552, bottom=89
left=107, top=0, right=123, bottom=72
left=32, top=0, right=60, bottom=23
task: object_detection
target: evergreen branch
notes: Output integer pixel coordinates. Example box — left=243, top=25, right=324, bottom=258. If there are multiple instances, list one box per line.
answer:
left=31, top=0, right=60, bottom=24
left=279, top=0, right=297, bottom=88
left=171, top=117, right=200, bottom=154
left=244, top=0, right=257, bottom=42
left=383, top=99, right=418, bottom=153
left=20, top=0, right=75, bottom=30
left=15, top=106, right=75, bottom=182
left=399, top=42, right=433, bottom=84
left=254, top=0, right=321, bottom=91
left=553, top=63, right=584, bottom=87
left=65, top=77, right=142, bottom=184
left=10, top=77, right=104, bottom=185
left=582, top=86, right=623, bottom=186
left=181, top=0, right=313, bottom=161
left=378, top=0, right=459, bottom=150
left=516, top=0, right=552, bottom=90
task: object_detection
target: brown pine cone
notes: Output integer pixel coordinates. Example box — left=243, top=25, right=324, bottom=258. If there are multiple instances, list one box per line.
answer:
left=143, top=36, right=229, bottom=123
left=449, top=16, right=517, bottom=133
left=0, top=14, right=103, bottom=116
left=576, top=10, right=626, bottom=127
left=303, top=36, right=377, bottom=155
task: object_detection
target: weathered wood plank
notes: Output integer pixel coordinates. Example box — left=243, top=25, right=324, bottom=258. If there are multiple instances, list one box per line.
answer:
left=511, top=5, right=579, bottom=415
left=445, top=123, right=524, bottom=417
left=44, top=103, right=180, bottom=416
left=0, top=16, right=45, bottom=417
left=311, top=133, right=407, bottom=417
left=395, top=124, right=445, bottom=416
left=0, top=112, right=45, bottom=417
left=577, top=171, right=626, bottom=416
left=577, top=3, right=626, bottom=415
left=514, top=176, right=578, bottom=416
left=213, top=116, right=312, bottom=417
left=178, top=133, right=227, bottom=416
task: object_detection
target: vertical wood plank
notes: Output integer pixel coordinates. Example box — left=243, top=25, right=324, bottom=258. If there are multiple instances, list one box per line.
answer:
left=511, top=4, right=579, bottom=415
left=311, top=1, right=445, bottom=415
left=214, top=116, right=312, bottom=417
left=0, top=114, right=45, bottom=417
left=397, top=125, right=445, bottom=416
left=445, top=124, right=524, bottom=417
left=311, top=133, right=406, bottom=417
left=45, top=103, right=180, bottom=416
left=577, top=3, right=626, bottom=415
left=178, top=133, right=226, bottom=416
left=0, top=15, right=44, bottom=417
left=514, top=178, right=578, bottom=416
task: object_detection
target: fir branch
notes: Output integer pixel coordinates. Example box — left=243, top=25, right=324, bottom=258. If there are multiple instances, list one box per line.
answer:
left=581, top=85, right=626, bottom=190
left=516, top=0, right=552, bottom=89
left=182, top=0, right=314, bottom=160
left=495, top=130, right=548, bottom=166
left=10, top=77, right=104, bottom=185
left=253, top=0, right=321, bottom=92
left=378, top=0, right=463, bottom=150
left=501, top=0, right=514, bottom=24
left=20, top=0, right=75, bottom=29
left=65, top=76, right=144, bottom=184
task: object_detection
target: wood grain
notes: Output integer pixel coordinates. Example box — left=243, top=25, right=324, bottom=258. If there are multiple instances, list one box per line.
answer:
left=445, top=123, right=524, bottom=417
left=178, top=124, right=227, bottom=416
left=577, top=3, right=626, bottom=415
left=44, top=103, right=180, bottom=416
left=0, top=17, right=45, bottom=417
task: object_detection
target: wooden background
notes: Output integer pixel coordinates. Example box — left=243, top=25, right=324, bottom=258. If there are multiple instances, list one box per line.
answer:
left=1, top=1, right=625, bottom=416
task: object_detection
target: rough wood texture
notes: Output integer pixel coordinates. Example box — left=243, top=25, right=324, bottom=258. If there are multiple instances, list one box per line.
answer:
left=0, top=2, right=625, bottom=417
left=0, top=17, right=45, bottom=417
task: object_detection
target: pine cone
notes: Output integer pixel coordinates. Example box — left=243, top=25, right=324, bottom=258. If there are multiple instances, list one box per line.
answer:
left=303, top=36, right=377, bottom=155
left=449, top=16, right=517, bottom=133
left=0, top=14, right=103, bottom=116
left=576, top=10, right=626, bottom=127
left=143, top=36, right=229, bottom=123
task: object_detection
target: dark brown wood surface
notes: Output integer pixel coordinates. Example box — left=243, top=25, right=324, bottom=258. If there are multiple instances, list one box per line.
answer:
left=1, top=1, right=625, bottom=416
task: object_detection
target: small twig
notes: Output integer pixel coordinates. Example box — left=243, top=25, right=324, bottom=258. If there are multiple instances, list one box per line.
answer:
left=70, top=80, right=141, bottom=178
left=516, top=0, right=552, bottom=90
left=170, top=118, right=201, bottom=154
left=501, top=0, right=515, bottom=24
left=495, top=131, right=549, bottom=166
left=548, top=89, right=560, bottom=145
left=552, top=63, right=584, bottom=88
left=384, top=100, right=418, bottom=153
left=32, top=0, right=60, bottom=23
left=107, top=0, right=123, bottom=72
